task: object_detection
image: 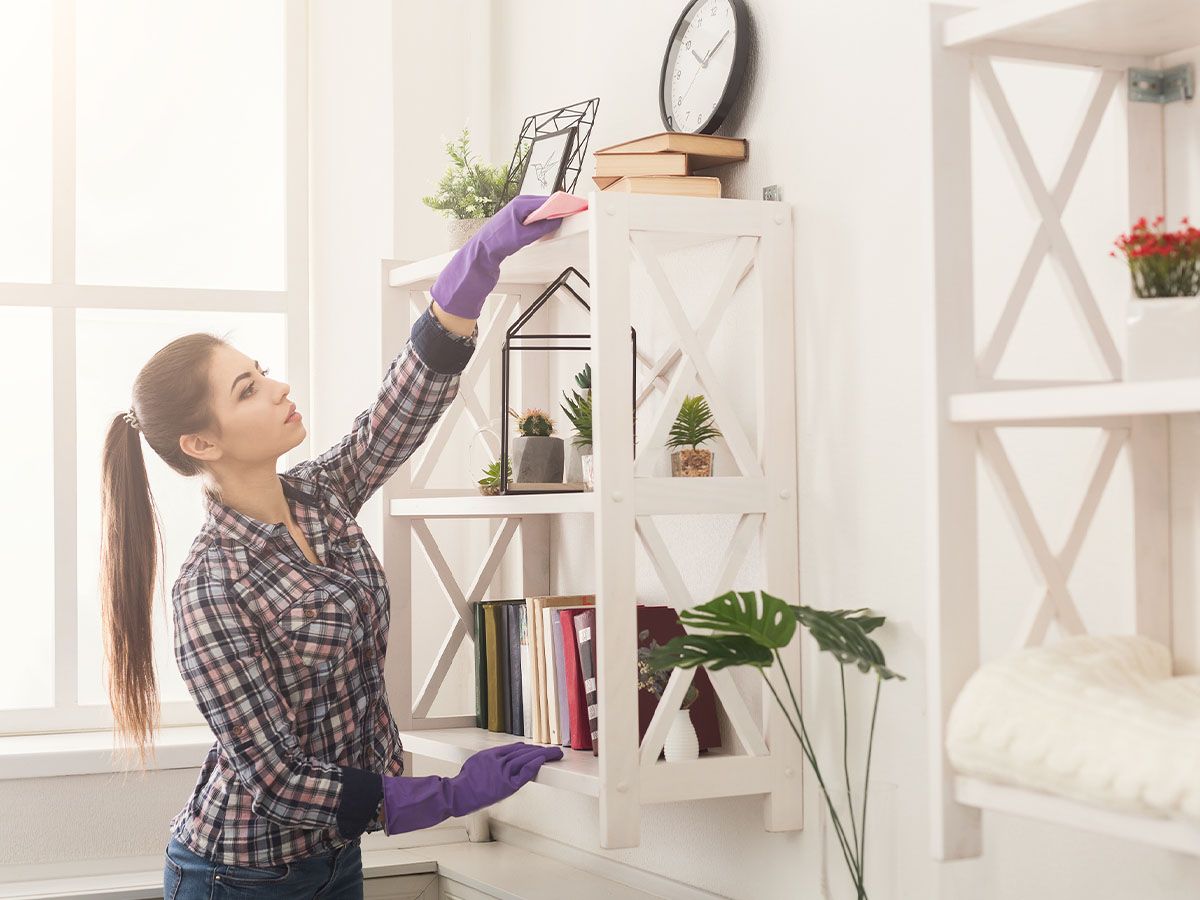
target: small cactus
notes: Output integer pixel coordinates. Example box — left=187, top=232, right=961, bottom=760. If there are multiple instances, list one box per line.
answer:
left=509, top=406, right=555, bottom=437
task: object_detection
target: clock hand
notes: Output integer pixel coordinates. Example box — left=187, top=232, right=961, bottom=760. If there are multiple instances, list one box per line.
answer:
left=689, top=46, right=706, bottom=66
left=702, top=29, right=730, bottom=65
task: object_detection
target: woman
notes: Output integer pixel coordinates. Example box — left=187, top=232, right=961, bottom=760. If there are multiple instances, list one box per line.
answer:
left=98, top=195, right=566, bottom=899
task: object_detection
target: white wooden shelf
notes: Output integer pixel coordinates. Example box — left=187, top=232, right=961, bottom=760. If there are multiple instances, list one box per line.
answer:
left=390, top=492, right=595, bottom=519
left=929, top=2, right=1192, bottom=863
left=942, top=0, right=1200, bottom=57
left=949, top=378, right=1200, bottom=424
left=399, top=727, right=778, bottom=805
left=381, top=190, right=802, bottom=850
left=956, top=777, right=1200, bottom=857
left=389, top=478, right=775, bottom=519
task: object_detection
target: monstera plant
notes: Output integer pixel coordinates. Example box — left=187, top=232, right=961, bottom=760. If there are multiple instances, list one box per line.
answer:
left=644, top=589, right=903, bottom=900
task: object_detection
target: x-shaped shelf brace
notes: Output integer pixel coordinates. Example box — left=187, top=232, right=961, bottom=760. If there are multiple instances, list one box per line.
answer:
left=973, top=57, right=1124, bottom=382
left=411, top=516, right=520, bottom=718
left=629, top=232, right=763, bottom=479
left=636, top=512, right=770, bottom=765
left=978, top=426, right=1128, bottom=650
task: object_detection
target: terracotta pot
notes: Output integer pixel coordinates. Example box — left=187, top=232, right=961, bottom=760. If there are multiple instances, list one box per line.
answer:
left=670, top=447, right=713, bottom=477
left=447, top=215, right=492, bottom=251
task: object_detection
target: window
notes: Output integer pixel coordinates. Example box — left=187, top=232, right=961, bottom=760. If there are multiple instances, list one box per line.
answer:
left=0, top=0, right=309, bottom=737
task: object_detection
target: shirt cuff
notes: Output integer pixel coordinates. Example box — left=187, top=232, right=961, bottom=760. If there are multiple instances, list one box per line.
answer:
left=336, top=765, right=384, bottom=841
left=410, top=301, right=478, bottom=375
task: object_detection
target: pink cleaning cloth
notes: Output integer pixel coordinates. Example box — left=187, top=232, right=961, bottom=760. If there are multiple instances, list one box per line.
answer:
left=523, top=191, right=589, bottom=225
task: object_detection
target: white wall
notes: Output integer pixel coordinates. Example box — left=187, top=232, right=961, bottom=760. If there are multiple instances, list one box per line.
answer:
left=474, top=1, right=1200, bottom=899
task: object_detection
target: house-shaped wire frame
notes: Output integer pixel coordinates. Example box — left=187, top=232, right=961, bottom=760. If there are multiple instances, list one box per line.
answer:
left=500, top=266, right=637, bottom=494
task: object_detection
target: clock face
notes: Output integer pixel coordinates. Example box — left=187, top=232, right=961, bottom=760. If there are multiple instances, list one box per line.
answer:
left=660, top=0, right=746, bottom=135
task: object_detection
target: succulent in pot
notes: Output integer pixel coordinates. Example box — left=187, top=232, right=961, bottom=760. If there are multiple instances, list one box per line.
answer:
left=477, top=457, right=511, bottom=496
left=666, top=394, right=721, bottom=477
left=508, top=406, right=565, bottom=485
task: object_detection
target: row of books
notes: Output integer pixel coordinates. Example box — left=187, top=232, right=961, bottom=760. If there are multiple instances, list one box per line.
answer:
left=473, top=595, right=723, bottom=756
left=590, top=131, right=748, bottom=199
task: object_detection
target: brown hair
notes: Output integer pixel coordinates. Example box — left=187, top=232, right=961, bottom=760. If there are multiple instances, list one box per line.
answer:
left=99, top=332, right=228, bottom=770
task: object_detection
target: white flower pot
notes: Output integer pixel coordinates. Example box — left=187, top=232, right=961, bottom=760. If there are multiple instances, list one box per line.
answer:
left=663, top=707, right=699, bottom=762
left=447, top=216, right=492, bottom=251
left=581, top=452, right=594, bottom=491
left=1125, top=296, right=1200, bottom=380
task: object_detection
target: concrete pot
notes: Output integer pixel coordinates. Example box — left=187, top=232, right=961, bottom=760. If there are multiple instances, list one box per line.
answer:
left=447, top=216, right=492, bottom=251
left=670, top=447, right=713, bottom=477
left=511, top=435, right=564, bottom=483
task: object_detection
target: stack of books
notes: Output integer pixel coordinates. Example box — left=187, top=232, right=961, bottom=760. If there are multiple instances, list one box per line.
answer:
left=591, top=132, right=748, bottom=199
left=473, top=595, right=724, bottom=757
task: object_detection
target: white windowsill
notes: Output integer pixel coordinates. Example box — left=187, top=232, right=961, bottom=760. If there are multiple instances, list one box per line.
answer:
left=0, top=725, right=217, bottom=780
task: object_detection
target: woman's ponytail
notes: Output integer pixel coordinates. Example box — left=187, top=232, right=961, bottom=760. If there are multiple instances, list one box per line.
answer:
left=100, top=411, right=166, bottom=771
left=98, top=332, right=227, bottom=771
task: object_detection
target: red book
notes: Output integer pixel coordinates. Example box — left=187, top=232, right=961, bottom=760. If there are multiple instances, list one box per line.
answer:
left=558, top=608, right=593, bottom=751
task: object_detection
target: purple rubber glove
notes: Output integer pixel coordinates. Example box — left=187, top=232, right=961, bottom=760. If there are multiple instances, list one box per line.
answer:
left=381, top=741, right=564, bottom=835
left=429, top=194, right=565, bottom=320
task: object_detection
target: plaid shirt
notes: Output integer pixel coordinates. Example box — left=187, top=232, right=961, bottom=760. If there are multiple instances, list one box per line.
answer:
left=168, top=302, right=476, bottom=866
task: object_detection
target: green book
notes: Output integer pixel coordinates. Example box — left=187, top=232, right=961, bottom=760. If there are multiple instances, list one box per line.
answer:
left=484, top=603, right=503, bottom=732
left=474, top=601, right=487, bottom=729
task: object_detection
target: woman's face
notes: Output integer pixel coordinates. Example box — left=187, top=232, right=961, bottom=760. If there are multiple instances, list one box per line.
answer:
left=180, top=344, right=305, bottom=469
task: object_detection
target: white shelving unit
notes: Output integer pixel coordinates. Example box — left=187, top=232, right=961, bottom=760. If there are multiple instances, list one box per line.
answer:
left=929, top=0, right=1200, bottom=861
left=378, top=190, right=802, bottom=849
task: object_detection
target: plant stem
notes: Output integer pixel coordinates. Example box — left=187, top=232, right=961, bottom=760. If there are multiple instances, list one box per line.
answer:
left=840, top=664, right=861, bottom=858
left=860, top=676, right=882, bottom=870
left=763, top=654, right=864, bottom=890
left=757, top=668, right=859, bottom=882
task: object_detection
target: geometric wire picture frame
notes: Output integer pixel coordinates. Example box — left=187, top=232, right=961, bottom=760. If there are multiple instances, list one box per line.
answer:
left=502, top=97, right=600, bottom=202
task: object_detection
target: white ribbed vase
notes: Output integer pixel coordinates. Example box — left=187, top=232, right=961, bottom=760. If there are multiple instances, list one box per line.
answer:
left=663, top=708, right=699, bottom=762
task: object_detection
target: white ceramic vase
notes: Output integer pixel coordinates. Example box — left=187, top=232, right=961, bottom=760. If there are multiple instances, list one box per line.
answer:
left=1125, top=296, right=1200, bottom=380
left=663, top=707, right=699, bottom=762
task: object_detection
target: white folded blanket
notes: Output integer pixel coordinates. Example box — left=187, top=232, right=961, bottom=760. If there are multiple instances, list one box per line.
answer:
left=946, top=634, right=1200, bottom=822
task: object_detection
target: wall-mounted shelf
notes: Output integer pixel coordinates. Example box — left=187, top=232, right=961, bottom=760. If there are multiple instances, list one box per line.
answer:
left=379, top=190, right=802, bottom=850
left=929, top=1, right=1200, bottom=862
left=949, top=377, right=1200, bottom=424
left=398, top=726, right=776, bottom=804
left=942, top=0, right=1200, bottom=58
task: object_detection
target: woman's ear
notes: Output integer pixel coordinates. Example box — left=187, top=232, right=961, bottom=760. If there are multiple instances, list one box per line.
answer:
left=179, top=431, right=221, bottom=463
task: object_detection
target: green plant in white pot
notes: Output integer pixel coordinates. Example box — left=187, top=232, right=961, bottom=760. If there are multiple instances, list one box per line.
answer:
left=1114, top=215, right=1200, bottom=380
left=560, top=363, right=593, bottom=489
left=422, top=126, right=512, bottom=251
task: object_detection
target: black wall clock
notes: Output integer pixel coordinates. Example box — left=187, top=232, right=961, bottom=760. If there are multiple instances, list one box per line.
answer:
left=658, top=0, right=750, bottom=135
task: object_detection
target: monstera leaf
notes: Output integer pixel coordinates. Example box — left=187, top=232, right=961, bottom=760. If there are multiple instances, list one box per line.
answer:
left=794, top=605, right=902, bottom=681
left=677, top=589, right=797, bottom=647
left=643, top=633, right=774, bottom=672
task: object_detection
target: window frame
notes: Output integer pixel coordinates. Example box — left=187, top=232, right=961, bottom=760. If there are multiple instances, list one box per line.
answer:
left=0, top=0, right=310, bottom=738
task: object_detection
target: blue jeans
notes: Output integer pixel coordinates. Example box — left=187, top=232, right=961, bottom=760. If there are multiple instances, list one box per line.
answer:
left=163, top=835, right=363, bottom=899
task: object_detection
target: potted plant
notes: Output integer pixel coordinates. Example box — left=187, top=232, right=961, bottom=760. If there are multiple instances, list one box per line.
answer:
left=477, top=457, right=511, bottom=496
left=507, top=406, right=564, bottom=485
left=637, top=628, right=701, bottom=762
left=644, top=590, right=905, bottom=900
left=1113, top=215, right=1200, bottom=380
left=422, top=126, right=512, bottom=251
left=560, top=363, right=593, bottom=490
left=667, top=394, right=721, bottom=477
